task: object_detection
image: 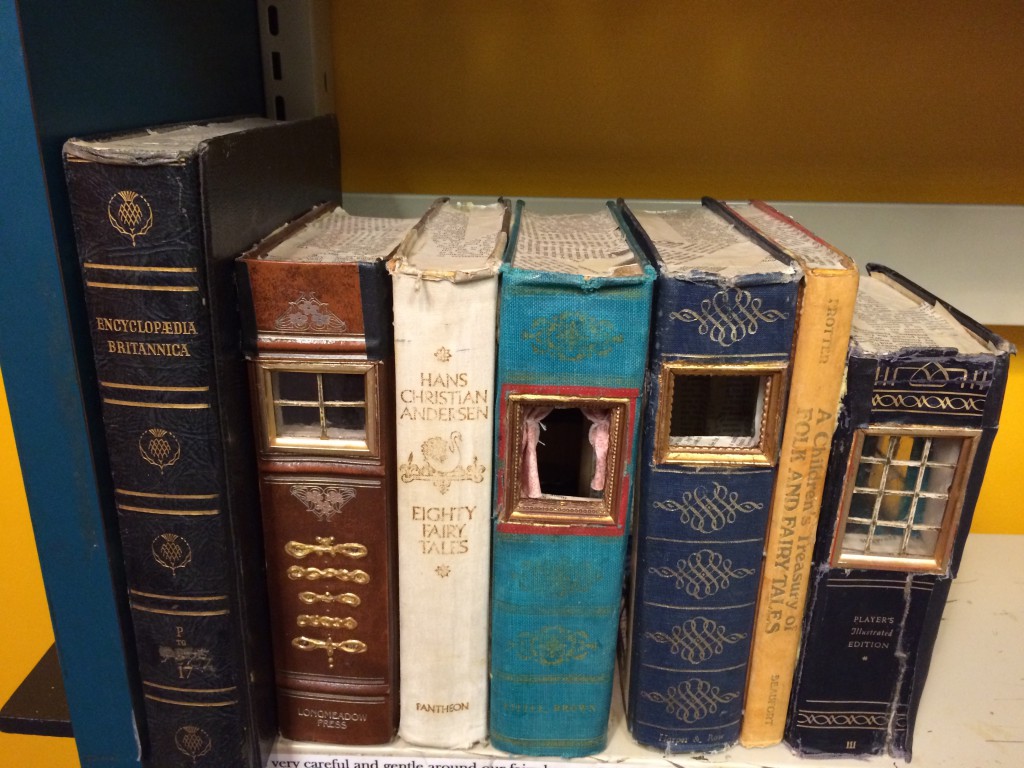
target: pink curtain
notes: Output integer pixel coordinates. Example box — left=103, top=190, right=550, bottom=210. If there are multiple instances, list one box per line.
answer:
left=520, top=406, right=611, bottom=498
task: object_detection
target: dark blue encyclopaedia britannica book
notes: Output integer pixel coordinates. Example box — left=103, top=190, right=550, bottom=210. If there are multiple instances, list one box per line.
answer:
left=619, top=199, right=801, bottom=752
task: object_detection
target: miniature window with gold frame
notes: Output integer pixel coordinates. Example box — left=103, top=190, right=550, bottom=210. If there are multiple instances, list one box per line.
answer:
left=501, top=394, right=630, bottom=528
left=256, top=359, right=377, bottom=457
left=831, top=427, right=980, bottom=573
left=654, top=361, right=786, bottom=466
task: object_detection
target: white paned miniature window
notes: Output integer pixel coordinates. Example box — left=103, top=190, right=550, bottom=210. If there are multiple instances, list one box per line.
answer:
left=258, top=360, right=377, bottom=456
left=833, top=428, right=979, bottom=573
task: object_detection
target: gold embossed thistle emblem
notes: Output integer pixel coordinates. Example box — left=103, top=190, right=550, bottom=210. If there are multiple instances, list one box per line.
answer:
left=107, top=190, right=153, bottom=246
left=174, top=725, right=212, bottom=763
left=139, top=428, right=181, bottom=472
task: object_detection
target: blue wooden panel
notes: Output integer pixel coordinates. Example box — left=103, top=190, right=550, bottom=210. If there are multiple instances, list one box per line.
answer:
left=1, top=2, right=265, bottom=765
left=0, top=4, right=142, bottom=764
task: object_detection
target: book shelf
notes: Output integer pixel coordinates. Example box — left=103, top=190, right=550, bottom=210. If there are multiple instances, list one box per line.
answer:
left=2, top=3, right=1022, bottom=767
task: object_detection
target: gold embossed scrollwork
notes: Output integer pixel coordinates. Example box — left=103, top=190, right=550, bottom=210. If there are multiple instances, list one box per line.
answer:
left=292, top=636, right=367, bottom=667
left=287, top=566, right=370, bottom=584
left=297, top=614, right=357, bottom=630
left=298, top=591, right=361, bottom=606
left=284, top=537, right=367, bottom=560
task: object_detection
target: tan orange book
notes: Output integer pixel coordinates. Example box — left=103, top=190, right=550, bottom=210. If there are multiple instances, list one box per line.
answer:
left=714, top=200, right=859, bottom=747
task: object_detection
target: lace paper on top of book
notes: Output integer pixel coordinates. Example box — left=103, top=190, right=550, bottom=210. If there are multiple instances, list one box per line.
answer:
left=634, top=208, right=795, bottom=279
left=64, top=118, right=276, bottom=162
left=395, top=202, right=506, bottom=279
left=513, top=209, right=642, bottom=276
left=265, top=208, right=417, bottom=263
left=853, top=276, right=992, bottom=356
left=730, top=203, right=850, bottom=270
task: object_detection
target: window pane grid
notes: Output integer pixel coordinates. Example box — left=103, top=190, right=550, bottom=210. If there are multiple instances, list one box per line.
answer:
left=844, top=435, right=953, bottom=559
left=270, top=371, right=367, bottom=443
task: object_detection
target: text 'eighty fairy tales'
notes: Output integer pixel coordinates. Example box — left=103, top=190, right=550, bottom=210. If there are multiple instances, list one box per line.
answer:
left=762, top=406, right=833, bottom=634
left=398, top=371, right=490, bottom=422
left=96, top=315, right=198, bottom=357
left=412, top=505, right=476, bottom=555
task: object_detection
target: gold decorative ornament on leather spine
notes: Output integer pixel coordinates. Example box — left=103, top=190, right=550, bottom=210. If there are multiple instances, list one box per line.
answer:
left=297, top=590, right=361, bottom=606
left=297, top=614, right=358, bottom=630
left=285, top=537, right=367, bottom=559
left=287, top=566, right=370, bottom=584
left=292, top=636, right=367, bottom=667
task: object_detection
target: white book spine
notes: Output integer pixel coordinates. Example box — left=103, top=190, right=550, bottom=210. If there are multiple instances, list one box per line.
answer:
left=392, top=273, right=496, bottom=748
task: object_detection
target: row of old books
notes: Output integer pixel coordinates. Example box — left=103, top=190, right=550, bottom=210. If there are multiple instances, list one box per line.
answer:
left=61, top=116, right=1013, bottom=767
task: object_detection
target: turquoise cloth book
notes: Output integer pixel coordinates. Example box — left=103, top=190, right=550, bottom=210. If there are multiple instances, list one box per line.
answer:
left=489, top=201, right=655, bottom=757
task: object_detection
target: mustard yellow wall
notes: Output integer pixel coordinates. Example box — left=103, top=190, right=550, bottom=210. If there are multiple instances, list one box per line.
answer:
left=972, top=327, right=1024, bottom=534
left=332, top=1, right=1024, bottom=203
left=0, top=367, right=81, bottom=765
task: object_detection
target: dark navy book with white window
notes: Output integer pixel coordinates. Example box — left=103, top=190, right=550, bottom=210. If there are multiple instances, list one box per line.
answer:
left=618, top=199, right=800, bottom=752
left=785, top=264, right=1014, bottom=760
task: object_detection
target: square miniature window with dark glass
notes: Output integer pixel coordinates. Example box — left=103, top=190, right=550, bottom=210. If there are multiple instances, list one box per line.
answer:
left=502, top=395, right=630, bottom=528
left=258, top=361, right=377, bottom=455
left=655, top=362, right=786, bottom=466
left=832, top=428, right=979, bottom=572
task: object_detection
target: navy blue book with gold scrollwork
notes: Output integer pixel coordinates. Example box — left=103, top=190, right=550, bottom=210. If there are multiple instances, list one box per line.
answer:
left=63, top=115, right=339, bottom=767
left=785, top=265, right=1014, bottom=759
left=619, top=199, right=800, bottom=752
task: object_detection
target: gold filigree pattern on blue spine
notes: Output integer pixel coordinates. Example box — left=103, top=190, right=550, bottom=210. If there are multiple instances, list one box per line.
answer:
left=640, top=679, right=740, bottom=723
left=653, top=482, right=763, bottom=533
left=644, top=617, right=747, bottom=664
left=649, top=549, right=755, bottom=599
left=522, top=311, right=624, bottom=361
left=670, top=287, right=787, bottom=348
left=513, top=626, right=599, bottom=666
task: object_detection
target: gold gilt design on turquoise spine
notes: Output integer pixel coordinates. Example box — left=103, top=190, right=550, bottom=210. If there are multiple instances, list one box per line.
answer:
left=649, top=550, right=755, bottom=599
left=511, top=559, right=603, bottom=598
left=670, top=287, right=787, bottom=348
left=513, top=627, right=598, bottom=666
left=644, top=618, right=747, bottom=664
left=522, top=311, right=623, bottom=361
left=640, top=679, right=740, bottom=723
left=653, top=482, right=763, bottom=533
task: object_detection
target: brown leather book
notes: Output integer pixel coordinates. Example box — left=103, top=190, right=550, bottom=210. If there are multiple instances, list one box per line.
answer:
left=237, top=204, right=418, bottom=744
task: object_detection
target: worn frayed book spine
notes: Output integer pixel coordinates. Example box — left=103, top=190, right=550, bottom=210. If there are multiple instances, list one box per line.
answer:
left=489, top=201, right=655, bottom=758
left=63, top=115, right=339, bottom=767
left=238, top=205, right=418, bottom=744
left=619, top=199, right=800, bottom=752
left=785, top=265, right=1014, bottom=759
left=389, top=198, right=509, bottom=748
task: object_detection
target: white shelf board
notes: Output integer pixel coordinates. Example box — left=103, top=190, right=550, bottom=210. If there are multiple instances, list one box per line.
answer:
left=343, top=194, right=1024, bottom=327
left=271, top=533, right=1024, bottom=767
